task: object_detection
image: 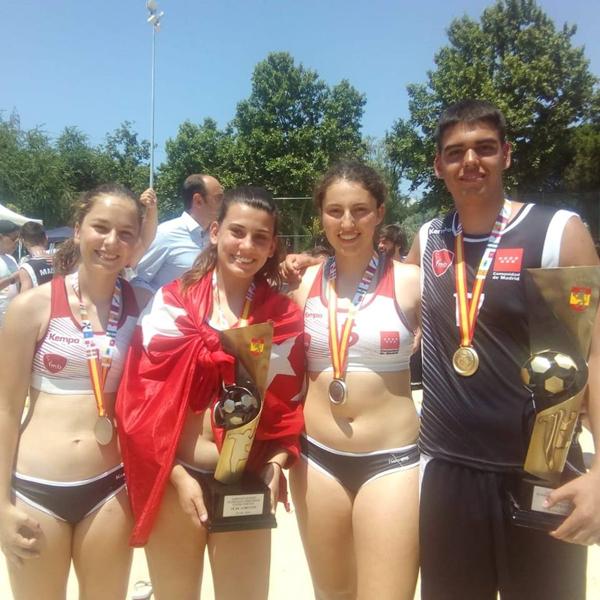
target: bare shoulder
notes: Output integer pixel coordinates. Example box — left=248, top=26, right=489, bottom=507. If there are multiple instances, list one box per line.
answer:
left=393, top=260, right=421, bottom=298
left=393, top=260, right=420, bottom=282
left=559, top=214, right=600, bottom=267
left=404, top=232, right=422, bottom=266
left=289, top=263, right=321, bottom=310
left=3, top=283, right=51, bottom=339
left=392, top=260, right=420, bottom=328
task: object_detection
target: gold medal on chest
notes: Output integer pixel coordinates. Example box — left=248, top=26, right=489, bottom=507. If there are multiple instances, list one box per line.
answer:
left=452, top=346, right=479, bottom=377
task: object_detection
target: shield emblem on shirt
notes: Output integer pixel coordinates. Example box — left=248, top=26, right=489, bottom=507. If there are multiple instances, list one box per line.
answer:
left=44, top=354, right=67, bottom=373
left=432, top=249, right=454, bottom=277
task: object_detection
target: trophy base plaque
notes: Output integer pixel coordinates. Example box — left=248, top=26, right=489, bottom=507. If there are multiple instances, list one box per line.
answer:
left=199, top=473, right=277, bottom=533
left=507, top=476, right=572, bottom=532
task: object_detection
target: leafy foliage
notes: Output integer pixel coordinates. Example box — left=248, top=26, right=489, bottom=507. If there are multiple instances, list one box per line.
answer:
left=385, top=0, right=598, bottom=208
left=231, top=53, right=366, bottom=239
left=155, top=118, right=236, bottom=219
left=0, top=114, right=150, bottom=227
left=564, top=124, right=600, bottom=192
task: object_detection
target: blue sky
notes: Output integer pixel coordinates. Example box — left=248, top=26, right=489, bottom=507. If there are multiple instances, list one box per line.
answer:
left=2, top=0, right=599, bottom=166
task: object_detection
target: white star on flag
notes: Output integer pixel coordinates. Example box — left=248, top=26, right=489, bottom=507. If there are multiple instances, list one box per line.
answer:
left=266, top=336, right=300, bottom=395
left=141, top=289, right=187, bottom=348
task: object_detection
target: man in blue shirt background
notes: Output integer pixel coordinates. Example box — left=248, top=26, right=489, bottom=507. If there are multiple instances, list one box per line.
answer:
left=131, top=173, right=223, bottom=307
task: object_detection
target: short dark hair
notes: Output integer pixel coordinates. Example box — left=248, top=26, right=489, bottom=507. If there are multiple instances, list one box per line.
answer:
left=20, top=221, right=47, bottom=247
left=380, top=224, right=408, bottom=255
left=182, top=174, right=207, bottom=211
left=314, top=160, right=387, bottom=211
left=0, top=220, right=20, bottom=236
left=435, top=100, right=507, bottom=151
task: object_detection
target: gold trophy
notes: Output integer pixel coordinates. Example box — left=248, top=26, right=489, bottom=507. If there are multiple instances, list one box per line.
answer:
left=200, top=322, right=277, bottom=532
left=508, top=266, right=600, bottom=530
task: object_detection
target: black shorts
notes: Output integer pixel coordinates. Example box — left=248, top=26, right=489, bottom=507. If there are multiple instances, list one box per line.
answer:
left=419, top=457, right=587, bottom=600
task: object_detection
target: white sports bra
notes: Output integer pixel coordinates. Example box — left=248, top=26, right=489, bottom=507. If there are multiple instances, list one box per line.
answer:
left=304, top=260, right=415, bottom=373
left=30, top=276, right=138, bottom=395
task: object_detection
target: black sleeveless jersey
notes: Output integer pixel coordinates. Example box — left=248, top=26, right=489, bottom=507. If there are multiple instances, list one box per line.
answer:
left=20, top=255, right=54, bottom=287
left=419, top=203, right=574, bottom=470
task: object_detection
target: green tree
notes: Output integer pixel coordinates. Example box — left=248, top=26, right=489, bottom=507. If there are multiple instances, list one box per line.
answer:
left=366, top=137, right=413, bottom=226
left=0, top=112, right=22, bottom=207
left=56, top=126, right=107, bottom=194
left=0, top=113, right=71, bottom=226
left=564, top=124, right=600, bottom=192
left=385, top=0, right=598, bottom=208
left=231, top=52, right=367, bottom=239
left=98, top=122, right=150, bottom=194
left=155, top=118, right=236, bottom=219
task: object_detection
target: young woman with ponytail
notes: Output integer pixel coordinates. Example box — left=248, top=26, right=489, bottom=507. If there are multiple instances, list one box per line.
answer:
left=0, top=184, right=155, bottom=599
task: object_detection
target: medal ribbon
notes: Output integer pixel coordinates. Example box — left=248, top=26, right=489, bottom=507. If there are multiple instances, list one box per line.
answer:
left=212, top=269, right=255, bottom=328
left=326, top=252, right=379, bottom=379
left=454, top=199, right=511, bottom=348
left=71, top=273, right=122, bottom=419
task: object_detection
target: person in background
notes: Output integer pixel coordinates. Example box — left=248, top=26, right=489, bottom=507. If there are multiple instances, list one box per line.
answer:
left=131, top=174, right=223, bottom=307
left=378, top=223, right=408, bottom=261
left=18, top=221, right=54, bottom=291
left=0, top=220, right=21, bottom=327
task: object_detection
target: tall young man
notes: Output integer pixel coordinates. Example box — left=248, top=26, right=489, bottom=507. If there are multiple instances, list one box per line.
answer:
left=407, top=100, right=600, bottom=599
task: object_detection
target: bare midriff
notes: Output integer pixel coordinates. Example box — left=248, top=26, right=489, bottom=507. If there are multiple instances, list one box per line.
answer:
left=303, top=369, right=418, bottom=452
left=16, top=388, right=122, bottom=480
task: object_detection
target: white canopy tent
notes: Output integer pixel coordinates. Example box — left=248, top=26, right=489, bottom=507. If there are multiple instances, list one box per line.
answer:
left=0, top=203, right=43, bottom=226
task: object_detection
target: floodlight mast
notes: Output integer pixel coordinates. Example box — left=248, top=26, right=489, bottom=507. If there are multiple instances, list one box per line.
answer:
left=146, top=0, right=163, bottom=188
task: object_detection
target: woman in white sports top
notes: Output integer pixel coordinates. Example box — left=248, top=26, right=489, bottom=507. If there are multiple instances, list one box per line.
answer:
left=289, top=160, right=421, bottom=600
left=0, top=184, right=156, bottom=599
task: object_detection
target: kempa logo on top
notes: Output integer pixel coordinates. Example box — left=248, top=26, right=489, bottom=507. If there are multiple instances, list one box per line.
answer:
left=48, top=332, right=80, bottom=345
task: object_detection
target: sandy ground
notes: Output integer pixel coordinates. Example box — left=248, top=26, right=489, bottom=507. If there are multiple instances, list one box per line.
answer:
left=1, top=423, right=598, bottom=598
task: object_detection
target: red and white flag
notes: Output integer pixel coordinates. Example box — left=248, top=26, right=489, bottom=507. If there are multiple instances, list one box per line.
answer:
left=116, top=272, right=305, bottom=546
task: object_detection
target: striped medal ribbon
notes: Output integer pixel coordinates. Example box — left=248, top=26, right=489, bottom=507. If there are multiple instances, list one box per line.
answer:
left=326, top=252, right=379, bottom=404
left=453, top=198, right=511, bottom=376
left=71, top=272, right=122, bottom=445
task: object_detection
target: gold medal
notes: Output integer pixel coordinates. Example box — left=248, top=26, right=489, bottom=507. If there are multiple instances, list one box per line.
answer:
left=452, top=201, right=511, bottom=379
left=94, top=416, right=114, bottom=446
left=328, top=379, right=348, bottom=405
left=452, top=346, right=479, bottom=377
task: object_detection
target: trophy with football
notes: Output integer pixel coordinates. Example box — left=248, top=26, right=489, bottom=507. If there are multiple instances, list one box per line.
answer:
left=200, top=322, right=277, bottom=532
left=508, top=266, right=600, bottom=530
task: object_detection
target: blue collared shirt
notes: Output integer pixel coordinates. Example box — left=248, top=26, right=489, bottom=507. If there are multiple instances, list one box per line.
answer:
left=131, top=211, right=208, bottom=293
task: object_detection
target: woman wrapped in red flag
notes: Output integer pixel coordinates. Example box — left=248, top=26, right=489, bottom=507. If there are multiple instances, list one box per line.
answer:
left=116, top=186, right=305, bottom=600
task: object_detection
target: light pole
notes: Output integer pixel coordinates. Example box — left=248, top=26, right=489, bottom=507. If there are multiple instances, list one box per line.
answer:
left=146, top=0, right=164, bottom=188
